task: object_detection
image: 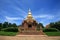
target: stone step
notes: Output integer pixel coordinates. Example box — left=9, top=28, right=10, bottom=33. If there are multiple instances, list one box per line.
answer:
left=18, top=31, right=45, bottom=35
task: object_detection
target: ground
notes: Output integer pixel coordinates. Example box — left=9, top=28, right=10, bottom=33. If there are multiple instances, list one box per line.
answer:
left=0, top=31, right=60, bottom=40
left=0, top=35, right=60, bottom=40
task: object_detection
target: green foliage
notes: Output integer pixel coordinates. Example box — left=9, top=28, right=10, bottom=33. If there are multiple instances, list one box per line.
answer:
left=49, top=21, right=60, bottom=31
left=12, top=23, right=17, bottom=27
left=36, top=23, right=44, bottom=31
left=43, top=28, right=59, bottom=32
left=8, top=23, right=12, bottom=27
left=36, top=28, right=40, bottom=31
left=0, top=23, right=3, bottom=31
left=45, top=32, right=60, bottom=36
left=3, top=22, right=8, bottom=28
left=0, top=31, right=17, bottom=36
left=38, top=23, right=44, bottom=28
left=0, top=22, right=18, bottom=30
left=1, top=27, right=18, bottom=32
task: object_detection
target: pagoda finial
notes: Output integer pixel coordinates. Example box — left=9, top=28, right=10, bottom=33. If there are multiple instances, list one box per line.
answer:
left=29, top=8, right=31, bottom=12
left=28, top=8, right=32, bottom=14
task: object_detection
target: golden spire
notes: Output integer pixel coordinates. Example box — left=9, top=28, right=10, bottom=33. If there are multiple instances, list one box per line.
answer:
left=27, top=8, right=32, bottom=18
left=25, top=8, right=34, bottom=20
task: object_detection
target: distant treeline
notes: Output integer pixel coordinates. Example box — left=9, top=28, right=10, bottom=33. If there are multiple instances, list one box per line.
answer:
left=0, top=22, right=17, bottom=29
left=0, top=22, right=18, bottom=32
left=0, top=21, right=60, bottom=32
left=49, top=21, right=60, bottom=31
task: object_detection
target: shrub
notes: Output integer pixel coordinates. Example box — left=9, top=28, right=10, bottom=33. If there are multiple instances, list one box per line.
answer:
left=43, top=28, right=59, bottom=32
left=36, top=28, right=40, bottom=31
left=1, top=27, right=18, bottom=32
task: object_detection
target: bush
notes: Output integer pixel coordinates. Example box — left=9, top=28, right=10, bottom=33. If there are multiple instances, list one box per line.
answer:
left=36, top=28, right=40, bottom=31
left=43, top=28, right=59, bottom=32
left=1, top=27, right=18, bottom=32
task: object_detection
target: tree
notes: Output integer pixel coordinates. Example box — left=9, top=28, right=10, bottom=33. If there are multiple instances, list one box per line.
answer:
left=8, top=23, right=12, bottom=27
left=38, top=23, right=44, bottom=28
left=3, top=22, right=8, bottom=28
left=12, top=23, right=17, bottom=27
left=0, top=23, right=2, bottom=30
left=55, top=21, right=60, bottom=30
left=50, top=22, right=55, bottom=28
left=37, top=23, right=44, bottom=31
left=49, top=21, right=60, bottom=31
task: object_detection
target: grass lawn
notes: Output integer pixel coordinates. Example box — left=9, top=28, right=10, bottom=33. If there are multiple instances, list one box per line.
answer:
left=0, top=31, right=17, bottom=36
left=0, top=31, right=60, bottom=36
left=45, top=32, right=60, bottom=36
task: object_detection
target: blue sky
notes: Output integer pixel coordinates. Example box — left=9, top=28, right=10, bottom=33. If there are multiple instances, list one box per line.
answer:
left=0, top=0, right=60, bottom=26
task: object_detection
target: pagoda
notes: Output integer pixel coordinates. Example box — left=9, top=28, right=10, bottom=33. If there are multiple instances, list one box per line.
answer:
left=18, top=9, right=44, bottom=35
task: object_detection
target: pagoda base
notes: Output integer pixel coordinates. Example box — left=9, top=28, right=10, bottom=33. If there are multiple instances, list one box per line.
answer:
left=18, top=31, right=45, bottom=35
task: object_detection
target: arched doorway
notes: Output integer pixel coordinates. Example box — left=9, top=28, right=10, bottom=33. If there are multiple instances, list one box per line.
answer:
left=28, top=24, right=32, bottom=28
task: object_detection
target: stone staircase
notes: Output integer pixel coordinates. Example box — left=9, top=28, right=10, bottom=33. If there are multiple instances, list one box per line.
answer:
left=18, top=31, right=45, bottom=35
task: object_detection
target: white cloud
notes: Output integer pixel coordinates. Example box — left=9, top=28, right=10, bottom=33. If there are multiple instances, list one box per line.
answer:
left=33, top=15, right=54, bottom=19
left=5, top=16, right=24, bottom=24
left=14, top=7, right=27, bottom=16
left=5, top=16, right=23, bottom=21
